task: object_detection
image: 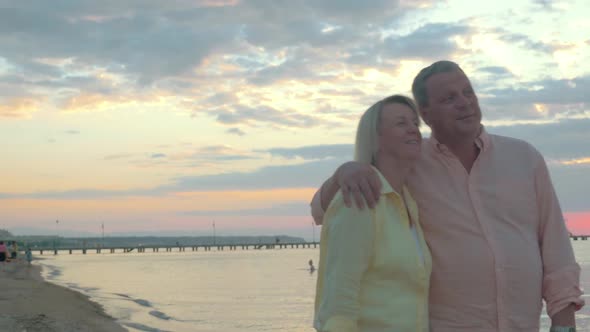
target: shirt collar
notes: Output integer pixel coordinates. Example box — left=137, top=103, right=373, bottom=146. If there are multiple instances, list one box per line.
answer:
left=372, top=166, right=404, bottom=196
left=428, top=125, right=489, bottom=153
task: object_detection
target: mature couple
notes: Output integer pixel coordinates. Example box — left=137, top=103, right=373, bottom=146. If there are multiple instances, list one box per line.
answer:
left=311, top=61, right=583, bottom=332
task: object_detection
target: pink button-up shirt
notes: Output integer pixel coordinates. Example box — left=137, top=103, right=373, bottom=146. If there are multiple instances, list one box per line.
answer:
left=311, top=129, right=583, bottom=332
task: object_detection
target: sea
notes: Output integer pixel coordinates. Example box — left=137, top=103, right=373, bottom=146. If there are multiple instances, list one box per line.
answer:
left=36, top=241, right=590, bottom=332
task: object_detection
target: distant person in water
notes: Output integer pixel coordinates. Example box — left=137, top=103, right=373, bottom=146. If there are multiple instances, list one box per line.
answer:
left=25, top=247, right=33, bottom=265
left=309, top=259, right=316, bottom=273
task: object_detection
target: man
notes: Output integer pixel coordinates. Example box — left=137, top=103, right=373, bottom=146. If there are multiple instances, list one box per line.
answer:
left=310, top=60, right=583, bottom=332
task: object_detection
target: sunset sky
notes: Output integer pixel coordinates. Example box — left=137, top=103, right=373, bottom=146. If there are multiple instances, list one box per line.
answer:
left=1, top=0, right=589, bottom=239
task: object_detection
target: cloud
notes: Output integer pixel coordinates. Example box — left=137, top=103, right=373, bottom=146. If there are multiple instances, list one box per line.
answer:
left=479, top=75, right=590, bottom=120
left=164, top=158, right=345, bottom=192
left=104, top=153, right=133, bottom=160
left=101, top=144, right=262, bottom=172
left=143, top=144, right=261, bottom=167
left=496, top=31, right=554, bottom=53
left=478, top=66, right=513, bottom=76
left=1, top=119, right=587, bottom=213
left=0, top=0, right=424, bottom=104
left=0, top=188, right=151, bottom=200
left=306, top=0, right=406, bottom=21
left=247, top=53, right=337, bottom=86
left=0, top=97, right=41, bottom=118
left=6, top=0, right=583, bottom=138
left=0, top=157, right=342, bottom=199
left=238, top=0, right=413, bottom=49
left=382, top=23, right=472, bottom=60
left=487, top=118, right=590, bottom=160
left=562, top=157, right=590, bottom=165
left=204, top=92, right=238, bottom=106
left=226, top=128, right=245, bottom=136
left=180, top=202, right=310, bottom=216
left=0, top=0, right=418, bottom=90
left=486, top=76, right=590, bottom=105
left=215, top=105, right=322, bottom=128
left=532, top=0, right=557, bottom=10
left=263, top=144, right=352, bottom=160
left=0, top=3, right=240, bottom=85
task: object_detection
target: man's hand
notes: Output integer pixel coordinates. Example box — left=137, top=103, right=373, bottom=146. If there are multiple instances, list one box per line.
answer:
left=551, top=303, right=576, bottom=328
left=335, top=162, right=381, bottom=209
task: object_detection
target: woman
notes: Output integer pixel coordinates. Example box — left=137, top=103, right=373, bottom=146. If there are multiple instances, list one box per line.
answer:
left=314, top=95, right=432, bottom=332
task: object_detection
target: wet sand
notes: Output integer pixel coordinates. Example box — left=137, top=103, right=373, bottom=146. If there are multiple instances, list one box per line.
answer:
left=0, top=258, right=126, bottom=332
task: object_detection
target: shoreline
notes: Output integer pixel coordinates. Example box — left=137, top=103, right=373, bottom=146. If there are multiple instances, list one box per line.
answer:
left=0, top=258, right=127, bottom=332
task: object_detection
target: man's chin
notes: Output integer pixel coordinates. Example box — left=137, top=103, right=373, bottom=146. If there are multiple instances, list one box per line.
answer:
left=456, top=123, right=481, bottom=137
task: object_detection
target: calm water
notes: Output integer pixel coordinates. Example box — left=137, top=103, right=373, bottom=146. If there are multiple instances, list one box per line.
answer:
left=36, top=242, right=590, bottom=332
left=37, top=248, right=320, bottom=332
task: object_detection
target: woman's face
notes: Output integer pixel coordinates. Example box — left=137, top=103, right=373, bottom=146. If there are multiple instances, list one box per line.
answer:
left=377, top=102, right=422, bottom=162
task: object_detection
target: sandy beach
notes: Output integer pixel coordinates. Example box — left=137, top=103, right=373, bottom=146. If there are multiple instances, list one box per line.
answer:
left=0, top=258, right=126, bottom=332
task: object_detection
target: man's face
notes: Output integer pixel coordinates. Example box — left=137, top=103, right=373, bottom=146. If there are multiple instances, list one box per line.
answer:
left=421, top=70, right=482, bottom=143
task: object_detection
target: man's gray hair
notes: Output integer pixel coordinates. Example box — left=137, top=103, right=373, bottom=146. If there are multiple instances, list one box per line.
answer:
left=412, top=60, right=464, bottom=108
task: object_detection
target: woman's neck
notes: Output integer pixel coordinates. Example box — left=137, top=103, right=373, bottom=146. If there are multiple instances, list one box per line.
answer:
left=375, top=154, right=413, bottom=194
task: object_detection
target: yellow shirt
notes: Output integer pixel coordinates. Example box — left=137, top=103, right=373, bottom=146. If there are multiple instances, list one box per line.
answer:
left=314, top=169, right=432, bottom=332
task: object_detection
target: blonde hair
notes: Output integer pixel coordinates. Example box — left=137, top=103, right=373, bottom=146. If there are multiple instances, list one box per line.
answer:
left=353, top=95, right=419, bottom=166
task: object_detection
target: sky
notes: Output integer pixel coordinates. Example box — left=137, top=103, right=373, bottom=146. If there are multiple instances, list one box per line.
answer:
left=1, top=0, right=589, bottom=239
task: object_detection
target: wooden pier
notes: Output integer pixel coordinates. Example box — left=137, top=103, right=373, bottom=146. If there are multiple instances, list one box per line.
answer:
left=29, top=234, right=587, bottom=255
left=31, top=242, right=320, bottom=255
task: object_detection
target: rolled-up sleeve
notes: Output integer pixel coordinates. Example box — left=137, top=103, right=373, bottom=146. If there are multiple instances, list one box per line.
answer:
left=311, top=187, right=326, bottom=225
left=317, top=199, right=374, bottom=332
left=536, top=155, right=584, bottom=317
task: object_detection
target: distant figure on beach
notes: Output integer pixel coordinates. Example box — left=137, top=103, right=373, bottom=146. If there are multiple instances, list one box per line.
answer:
left=0, top=241, right=7, bottom=264
left=10, top=241, right=18, bottom=260
left=311, top=60, right=582, bottom=331
left=313, top=95, right=431, bottom=331
left=308, top=259, right=315, bottom=273
left=25, top=247, right=33, bottom=265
